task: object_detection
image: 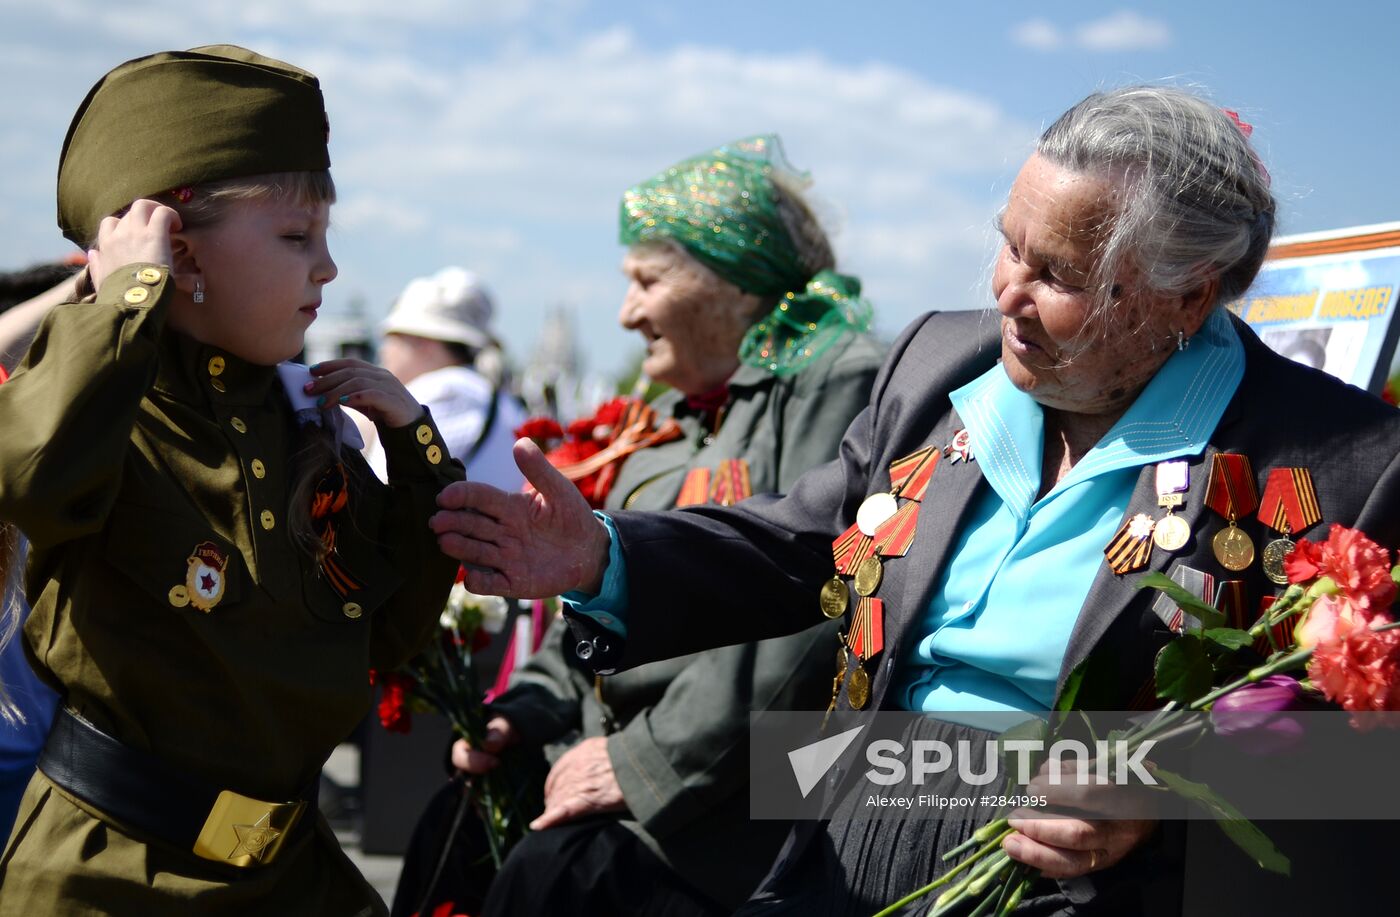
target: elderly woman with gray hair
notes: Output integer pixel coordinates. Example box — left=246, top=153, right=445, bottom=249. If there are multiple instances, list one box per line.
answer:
left=431, top=87, right=1400, bottom=914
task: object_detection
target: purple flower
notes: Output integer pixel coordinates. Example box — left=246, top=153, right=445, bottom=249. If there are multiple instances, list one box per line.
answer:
left=1210, top=675, right=1309, bottom=755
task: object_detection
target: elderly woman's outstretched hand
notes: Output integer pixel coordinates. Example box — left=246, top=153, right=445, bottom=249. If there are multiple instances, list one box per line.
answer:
left=431, top=438, right=611, bottom=598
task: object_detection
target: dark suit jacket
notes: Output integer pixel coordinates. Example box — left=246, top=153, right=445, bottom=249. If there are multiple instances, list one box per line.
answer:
left=566, top=308, right=1400, bottom=914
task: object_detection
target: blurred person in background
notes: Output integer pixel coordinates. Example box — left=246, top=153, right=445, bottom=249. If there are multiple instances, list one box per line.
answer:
left=364, top=267, right=525, bottom=492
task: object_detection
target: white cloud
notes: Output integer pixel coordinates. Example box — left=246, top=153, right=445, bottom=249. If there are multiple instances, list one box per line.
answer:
left=0, top=4, right=1033, bottom=375
left=1012, top=10, right=1172, bottom=52
left=1010, top=19, right=1063, bottom=51
left=1076, top=11, right=1172, bottom=51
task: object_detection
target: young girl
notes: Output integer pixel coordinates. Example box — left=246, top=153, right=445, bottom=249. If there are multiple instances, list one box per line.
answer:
left=0, top=46, right=462, bottom=915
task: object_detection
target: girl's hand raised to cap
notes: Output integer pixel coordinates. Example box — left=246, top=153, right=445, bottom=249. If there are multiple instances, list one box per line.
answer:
left=305, top=358, right=423, bottom=429
left=86, top=199, right=180, bottom=291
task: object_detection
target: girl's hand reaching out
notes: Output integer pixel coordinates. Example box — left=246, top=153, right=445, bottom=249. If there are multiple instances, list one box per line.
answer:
left=305, top=359, right=422, bottom=429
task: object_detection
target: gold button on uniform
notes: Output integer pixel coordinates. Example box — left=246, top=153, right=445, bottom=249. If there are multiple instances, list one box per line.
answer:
left=208, top=356, right=226, bottom=376
left=260, top=510, right=275, bottom=530
left=137, top=267, right=162, bottom=284
left=168, top=585, right=190, bottom=608
left=426, top=445, right=442, bottom=465
left=123, top=287, right=149, bottom=305
left=415, top=424, right=433, bottom=445
left=210, top=379, right=227, bottom=393
left=342, top=602, right=363, bottom=620
left=230, top=417, right=247, bottom=433
left=251, top=459, right=266, bottom=479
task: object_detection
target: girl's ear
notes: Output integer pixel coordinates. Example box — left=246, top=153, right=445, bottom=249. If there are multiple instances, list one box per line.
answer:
left=169, top=232, right=201, bottom=297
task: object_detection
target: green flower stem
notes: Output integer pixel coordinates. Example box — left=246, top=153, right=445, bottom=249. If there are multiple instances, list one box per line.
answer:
left=943, top=817, right=1011, bottom=862
left=1189, top=648, right=1314, bottom=710
left=997, top=875, right=1034, bottom=915
left=964, top=868, right=1012, bottom=917
left=966, top=852, right=1013, bottom=898
left=994, top=864, right=1029, bottom=915
left=1246, top=585, right=1307, bottom=637
left=935, top=850, right=1010, bottom=911
left=870, top=828, right=1013, bottom=917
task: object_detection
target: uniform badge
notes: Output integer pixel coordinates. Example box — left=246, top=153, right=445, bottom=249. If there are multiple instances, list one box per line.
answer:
left=944, top=429, right=975, bottom=464
left=185, top=541, right=229, bottom=612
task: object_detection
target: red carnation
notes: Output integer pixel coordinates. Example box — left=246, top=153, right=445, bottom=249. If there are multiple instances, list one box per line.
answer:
left=1307, top=611, right=1400, bottom=727
left=377, top=671, right=416, bottom=734
left=1286, top=525, right=1395, bottom=614
left=513, top=417, right=564, bottom=443
left=592, top=397, right=630, bottom=429
left=566, top=416, right=598, bottom=440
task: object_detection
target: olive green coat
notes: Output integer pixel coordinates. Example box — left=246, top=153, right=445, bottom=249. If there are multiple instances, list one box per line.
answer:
left=489, top=331, right=883, bottom=909
left=0, top=265, right=462, bottom=916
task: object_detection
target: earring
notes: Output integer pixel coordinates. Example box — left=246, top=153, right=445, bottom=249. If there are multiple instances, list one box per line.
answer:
left=193, top=279, right=204, bottom=304
left=1175, top=329, right=1188, bottom=352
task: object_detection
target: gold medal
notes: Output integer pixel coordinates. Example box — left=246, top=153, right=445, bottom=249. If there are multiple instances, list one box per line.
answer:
left=819, top=576, right=849, bottom=619
left=1212, top=524, right=1255, bottom=571
left=853, top=556, right=883, bottom=597
left=1261, top=536, right=1295, bottom=586
left=846, top=663, right=870, bottom=710
left=856, top=492, right=898, bottom=537
left=1152, top=513, right=1191, bottom=552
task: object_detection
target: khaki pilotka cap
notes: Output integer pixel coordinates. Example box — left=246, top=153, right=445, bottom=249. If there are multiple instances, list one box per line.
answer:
left=57, top=44, right=331, bottom=246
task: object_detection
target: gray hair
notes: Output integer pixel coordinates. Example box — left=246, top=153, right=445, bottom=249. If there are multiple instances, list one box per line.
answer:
left=769, top=170, right=836, bottom=284
left=1038, top=86, right=1276, bottom=321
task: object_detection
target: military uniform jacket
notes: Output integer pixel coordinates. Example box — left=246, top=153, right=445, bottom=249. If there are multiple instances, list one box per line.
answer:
left=488, top=331, right=883, bottom=908
left=578, top=309, right=1400, bottom=913
left=0, top=265, right=463, bottom=916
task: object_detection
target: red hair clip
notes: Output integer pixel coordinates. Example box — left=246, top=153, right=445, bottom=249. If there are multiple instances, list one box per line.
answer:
left=1221, top=109, right=1253, bottom=138
left=171, top=186, right=195, bottom=203
left=1221, top=109, right=1270, bottom=188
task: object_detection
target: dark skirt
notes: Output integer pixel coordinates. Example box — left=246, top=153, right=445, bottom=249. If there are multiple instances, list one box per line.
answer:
left=738, top=715, right=1074, bottom=917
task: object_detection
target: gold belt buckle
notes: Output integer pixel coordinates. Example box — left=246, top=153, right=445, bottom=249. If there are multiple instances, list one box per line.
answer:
left=193, top=789, right=307, bottom=867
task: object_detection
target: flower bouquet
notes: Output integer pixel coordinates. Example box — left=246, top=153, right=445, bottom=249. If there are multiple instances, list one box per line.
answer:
left=372, top=572, right=544, bottom=913
left=514, top=395, right=681, bottom=508
left=877, top=524, right=1400, bottom=916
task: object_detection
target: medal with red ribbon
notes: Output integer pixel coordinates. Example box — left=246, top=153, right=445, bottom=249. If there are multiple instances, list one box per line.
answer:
left=821, top=442, right=943, bottom=712
left=890, top=446, right=940, bottom=501
left=675, top=468, right=711, bottom=508
left=1256, top=467, right=1320, bottom=585
left=1204, top=453, right=1258, bottom=572
left=709, top=458, right=753, bottom=506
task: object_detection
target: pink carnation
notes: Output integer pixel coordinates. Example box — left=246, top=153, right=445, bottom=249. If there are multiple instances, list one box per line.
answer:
left=1285, top=525, right=1395, bottom=614
left=1307, top=610, right=1400, bottom=727
left=1295, top=593, right=1364, bottom=650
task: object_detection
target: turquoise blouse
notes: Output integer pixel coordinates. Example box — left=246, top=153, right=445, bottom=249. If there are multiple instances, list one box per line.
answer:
left=901, top=307, right=1244, bottom=714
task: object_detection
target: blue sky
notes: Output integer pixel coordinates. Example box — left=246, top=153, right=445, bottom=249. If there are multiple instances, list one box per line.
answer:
left=2, top=0, right=1395, bottom=380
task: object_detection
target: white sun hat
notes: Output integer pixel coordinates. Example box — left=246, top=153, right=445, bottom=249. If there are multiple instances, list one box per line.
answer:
left=380, top=267, right=497, bottom=350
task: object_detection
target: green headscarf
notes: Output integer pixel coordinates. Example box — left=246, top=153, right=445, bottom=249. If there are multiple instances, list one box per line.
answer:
left=619, top=135, right=872, bottom=377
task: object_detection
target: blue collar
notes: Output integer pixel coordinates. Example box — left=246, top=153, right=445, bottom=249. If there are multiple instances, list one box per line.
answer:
left=950, top=308, right=1244, bottom=518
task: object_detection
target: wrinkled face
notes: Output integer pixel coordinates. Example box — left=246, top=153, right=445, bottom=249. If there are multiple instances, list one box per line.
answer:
left=618, top=243, right=757, bottom=395
left=992, top=153, right=1209, bottom=415
left=172, top=196, right=337, bottom=365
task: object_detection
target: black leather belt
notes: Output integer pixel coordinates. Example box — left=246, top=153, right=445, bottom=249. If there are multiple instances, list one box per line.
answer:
left=38, top=708, right=313, bottom=867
